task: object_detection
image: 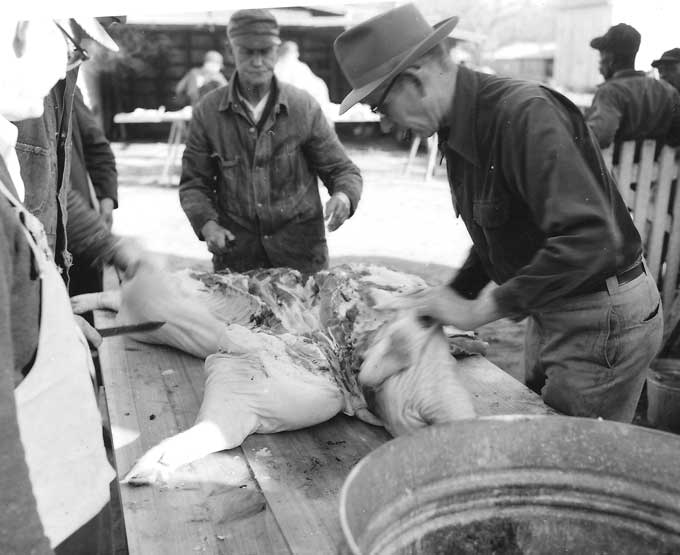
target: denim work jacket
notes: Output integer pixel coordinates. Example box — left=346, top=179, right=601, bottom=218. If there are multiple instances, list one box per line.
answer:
left=14, top=72, right=116, bottom=277
left=14, top=72, right=78, bottom=271
left=179, top=75, right=362, bottom=274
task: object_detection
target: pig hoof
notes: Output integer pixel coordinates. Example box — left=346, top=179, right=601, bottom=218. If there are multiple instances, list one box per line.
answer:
left=121, top=445, right=175, bottom=486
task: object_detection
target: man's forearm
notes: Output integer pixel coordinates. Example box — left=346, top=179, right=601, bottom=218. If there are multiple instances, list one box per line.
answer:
left=178, top=182, right=220, bottom=239
left=66, top=188, right=117, bottom=265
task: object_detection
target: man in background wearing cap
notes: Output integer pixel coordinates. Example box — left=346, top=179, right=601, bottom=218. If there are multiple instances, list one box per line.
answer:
left=585, top=23, right=680, bottom=149
left=652, top=48, right=680, bottom=94
left=180, top=9, right=362, bottom=274
left=175, top=50, right=228, bottom=107
left=334, top=3, right=662, bottom=422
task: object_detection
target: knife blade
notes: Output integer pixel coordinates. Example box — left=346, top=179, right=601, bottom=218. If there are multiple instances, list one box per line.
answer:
left=96, top=321, right=165, bottom=338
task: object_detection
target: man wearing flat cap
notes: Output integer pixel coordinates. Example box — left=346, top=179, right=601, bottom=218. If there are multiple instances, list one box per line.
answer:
left=334, top=3, right=662, bottom=422
left=585, top=23, right=680, bottom=148
left=180, top=9, right=362, bottom=274
left=652, top=48, right=680, bottom=94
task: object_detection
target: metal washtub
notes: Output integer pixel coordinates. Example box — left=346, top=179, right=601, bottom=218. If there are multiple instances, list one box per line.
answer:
left=340, top=415, right=680, bottom=555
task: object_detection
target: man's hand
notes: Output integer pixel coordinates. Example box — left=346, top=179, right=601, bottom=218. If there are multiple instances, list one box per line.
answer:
left=74, top=314, right=102, bottom=348
left=324, top=193, right=351, bottom=232
left=99, top=198, right=115, bottom=231
left=201, top=220, right=235, bottom=254
left=376, top=284, right=502, bottom=331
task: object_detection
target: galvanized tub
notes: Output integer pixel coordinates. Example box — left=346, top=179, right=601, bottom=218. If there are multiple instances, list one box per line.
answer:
left=647, top=358, right=680, bottom=432
left=340, top=415, right=680, bottom=555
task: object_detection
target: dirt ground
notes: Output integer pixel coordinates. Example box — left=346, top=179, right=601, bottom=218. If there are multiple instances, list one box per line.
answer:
left=110, top=134, right=526, bottom=381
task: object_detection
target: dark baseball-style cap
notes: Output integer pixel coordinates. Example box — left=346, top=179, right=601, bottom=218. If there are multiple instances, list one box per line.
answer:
left=590, top=23, right=641, bottom=56
left=652, top=48, right=680, bottom=67
left=227, top=9, right=281, bottom=49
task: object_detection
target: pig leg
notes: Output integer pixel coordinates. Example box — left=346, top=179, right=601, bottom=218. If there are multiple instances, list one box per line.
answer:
left=122, top=412, right=258, bottom=486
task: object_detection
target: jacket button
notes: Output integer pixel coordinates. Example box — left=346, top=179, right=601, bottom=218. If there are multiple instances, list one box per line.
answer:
left=257, top=202, right=263, bottom=208
left=263, top=234, right=270, bottom=240
left=249, top=127, right=255, bottom=133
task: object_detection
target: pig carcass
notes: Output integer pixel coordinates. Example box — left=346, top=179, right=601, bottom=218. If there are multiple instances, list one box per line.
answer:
left=77, top=264, right=477, bottom=484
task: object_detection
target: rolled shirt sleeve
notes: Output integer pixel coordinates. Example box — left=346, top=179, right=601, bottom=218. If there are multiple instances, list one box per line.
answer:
left=65, top=187, right=119, bottom=266
left=449, top=247, right=491, bottom=300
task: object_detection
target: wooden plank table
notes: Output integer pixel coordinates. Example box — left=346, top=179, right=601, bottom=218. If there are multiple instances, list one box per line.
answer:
left=95, top=272, right=552, bottom=555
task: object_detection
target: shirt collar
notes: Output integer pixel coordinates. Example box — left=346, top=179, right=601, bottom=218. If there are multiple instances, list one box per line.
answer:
left=237, top=87, right=270, bottom=122
left=610, top=69, right=646, bottom=80
left=443, top=65, right=480, bottom=167
left=218, top=72, right=289, bottom=115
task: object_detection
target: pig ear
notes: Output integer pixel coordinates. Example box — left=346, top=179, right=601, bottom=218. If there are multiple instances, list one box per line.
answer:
left=359, top=317, right=433, bottom=387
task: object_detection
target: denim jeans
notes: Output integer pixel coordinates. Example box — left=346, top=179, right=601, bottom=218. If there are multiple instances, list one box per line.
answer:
left=524, top=262, right=663, bottom=422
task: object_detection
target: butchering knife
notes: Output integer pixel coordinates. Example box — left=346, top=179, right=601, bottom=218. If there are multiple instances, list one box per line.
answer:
left=96, top=321, right=165, bottom=338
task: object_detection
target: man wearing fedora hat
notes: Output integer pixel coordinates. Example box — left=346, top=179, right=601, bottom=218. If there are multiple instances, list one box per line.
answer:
left=652, top=48, right=680, bottom=94
left=585, top=23, right=680, bottom=148
left=334, top=4, right=662, bottom=422
left=180, top=9, right=362, bottom=274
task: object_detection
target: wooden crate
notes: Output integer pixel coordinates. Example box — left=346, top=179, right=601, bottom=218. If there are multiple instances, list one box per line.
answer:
left=602, top=140, right=680, bottom=309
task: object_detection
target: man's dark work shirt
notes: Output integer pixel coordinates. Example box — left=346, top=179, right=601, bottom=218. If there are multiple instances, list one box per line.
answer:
left=443, top=66, right=642, bottom=316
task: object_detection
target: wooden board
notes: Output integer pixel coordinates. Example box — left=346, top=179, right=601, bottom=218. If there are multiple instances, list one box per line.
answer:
left=95, top=269, right=550, bottom=555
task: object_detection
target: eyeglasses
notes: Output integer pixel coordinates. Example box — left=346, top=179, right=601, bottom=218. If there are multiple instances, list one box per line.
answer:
left=54, top=21, right=90, bottom=71
left=370, top=74, right=401, bottom=114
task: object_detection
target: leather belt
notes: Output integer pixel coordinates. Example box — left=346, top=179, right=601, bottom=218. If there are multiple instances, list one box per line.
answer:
left=570, top=262, right=645, bottom=297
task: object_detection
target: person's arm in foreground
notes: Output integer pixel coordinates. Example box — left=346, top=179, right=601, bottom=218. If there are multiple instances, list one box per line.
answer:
left=75, top=87, right=118, bottom=230
left=66, top=188, right=144, bottom=278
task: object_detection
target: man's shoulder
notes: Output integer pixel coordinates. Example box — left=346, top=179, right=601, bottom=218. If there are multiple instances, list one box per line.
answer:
left=277, top=80, right=318, bottom=111
left=480, top=74, right=555, bottom=116
left=193, top=85, right=229, bottom=113
left=600, top=72, right=665, bottom=94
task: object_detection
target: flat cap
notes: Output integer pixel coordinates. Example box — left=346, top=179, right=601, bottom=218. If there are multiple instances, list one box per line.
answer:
left=228, top=9, right=281, bottom=49
left=652, top=48, right=680, bottom=67
left=590, top=23, right=640, bottom=56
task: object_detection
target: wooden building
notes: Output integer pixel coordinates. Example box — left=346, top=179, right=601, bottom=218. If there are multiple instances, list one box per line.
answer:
left=486, top=42, right=555, bottom=83
left=554, top=0, right=680, bottom=92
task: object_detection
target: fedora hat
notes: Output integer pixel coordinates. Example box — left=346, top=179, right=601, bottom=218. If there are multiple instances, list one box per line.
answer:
left=334, top=3, right=458, bottom=115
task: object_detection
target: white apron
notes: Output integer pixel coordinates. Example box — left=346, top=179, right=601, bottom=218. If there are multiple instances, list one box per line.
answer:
left=1, top=178, right=115, bottom=548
